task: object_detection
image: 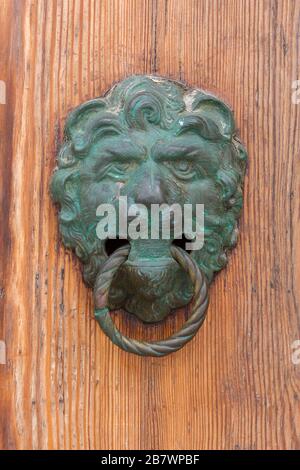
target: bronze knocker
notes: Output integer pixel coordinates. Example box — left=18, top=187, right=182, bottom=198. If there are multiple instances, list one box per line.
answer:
left=51, top=75, right=247, bottom=357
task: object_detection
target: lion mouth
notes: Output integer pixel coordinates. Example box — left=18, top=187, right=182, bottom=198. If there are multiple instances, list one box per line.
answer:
left=105, top=237, right=194, bottom=322
left=112, top=260, right=178, bottom=300
left=108, top=256, right=193, bottom=322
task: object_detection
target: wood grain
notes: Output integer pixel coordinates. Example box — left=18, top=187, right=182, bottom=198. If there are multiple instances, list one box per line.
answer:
left=0, top=0, right=300, bottom=450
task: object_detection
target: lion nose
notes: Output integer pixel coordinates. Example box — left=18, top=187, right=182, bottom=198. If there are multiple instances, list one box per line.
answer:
left=131, top=171, right=165, bottom=207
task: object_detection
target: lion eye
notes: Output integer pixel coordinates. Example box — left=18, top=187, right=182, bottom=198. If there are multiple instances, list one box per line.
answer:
left=174, top=161, right=191, bottom=172
left=107, top=161, right=134, bottom=178
left=166, top=160, right=195, bottom=180
left=113, top=162, right=131, bottom=171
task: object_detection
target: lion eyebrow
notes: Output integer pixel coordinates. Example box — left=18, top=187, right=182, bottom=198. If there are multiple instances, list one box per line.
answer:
left=91, top=139, right=146, bottom=163
left=151, top=143, right=202, bottom=161
left=107, top=147, right=145, bottom=160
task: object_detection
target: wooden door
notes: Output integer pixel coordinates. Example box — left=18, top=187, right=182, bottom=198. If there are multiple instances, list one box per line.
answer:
left=0, top=0, right=300, bottom=450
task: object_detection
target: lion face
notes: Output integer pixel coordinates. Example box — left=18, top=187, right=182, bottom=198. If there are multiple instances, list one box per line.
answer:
left=51, top=76, right=247, bottom=322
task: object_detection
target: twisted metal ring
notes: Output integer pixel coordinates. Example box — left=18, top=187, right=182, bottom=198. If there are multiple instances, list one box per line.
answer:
left=94, top=245, right=209, bottom=357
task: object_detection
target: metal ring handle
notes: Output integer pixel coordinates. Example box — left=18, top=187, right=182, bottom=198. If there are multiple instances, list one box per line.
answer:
left=94, top=245, right=209, bottom=357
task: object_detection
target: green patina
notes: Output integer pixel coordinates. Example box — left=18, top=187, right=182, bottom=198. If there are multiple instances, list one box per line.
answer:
left=51, top=75, right=247, bottom=323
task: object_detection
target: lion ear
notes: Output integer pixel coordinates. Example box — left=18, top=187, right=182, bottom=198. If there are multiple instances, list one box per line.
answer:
left=191, top=93, right=235, bottom=141
left=65, top=99, right=106, bottom=139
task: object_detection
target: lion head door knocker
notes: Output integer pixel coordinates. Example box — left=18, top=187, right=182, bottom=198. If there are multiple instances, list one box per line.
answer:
left=51, top=75, right=247, bottom=357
